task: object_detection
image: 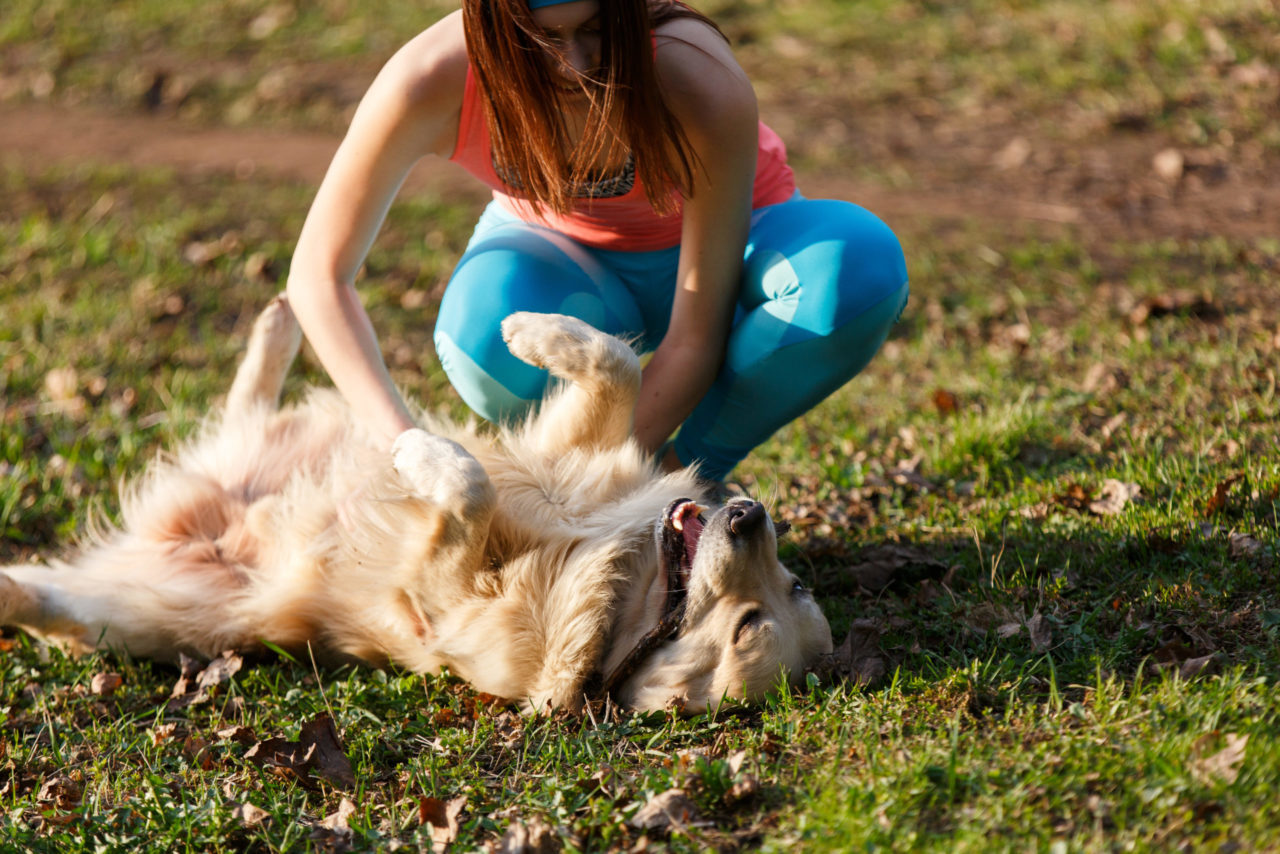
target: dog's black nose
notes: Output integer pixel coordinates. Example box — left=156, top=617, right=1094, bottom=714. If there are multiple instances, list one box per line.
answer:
left=727, top=501, right=766, bottom=537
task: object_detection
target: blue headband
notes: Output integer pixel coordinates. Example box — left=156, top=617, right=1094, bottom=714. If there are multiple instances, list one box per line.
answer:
left=528, top=0, right=581, bottom=7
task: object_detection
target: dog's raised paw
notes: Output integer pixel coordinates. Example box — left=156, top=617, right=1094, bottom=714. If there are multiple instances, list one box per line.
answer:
left=501, top=312, right=638, bottom=386
left=250, top=294, right=303, bottom=369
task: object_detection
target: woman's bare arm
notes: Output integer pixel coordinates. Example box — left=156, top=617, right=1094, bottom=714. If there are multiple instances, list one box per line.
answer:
left=286, top=13, right=467, bottom=447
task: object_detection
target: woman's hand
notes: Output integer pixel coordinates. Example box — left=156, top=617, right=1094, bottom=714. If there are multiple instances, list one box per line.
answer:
left=286, top=13, right=467, bottom=448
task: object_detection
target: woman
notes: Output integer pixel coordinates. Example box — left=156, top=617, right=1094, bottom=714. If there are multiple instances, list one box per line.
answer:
left=286, top=0, right=908, bottom=483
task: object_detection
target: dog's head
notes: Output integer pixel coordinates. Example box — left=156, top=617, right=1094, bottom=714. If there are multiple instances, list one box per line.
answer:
left=614, top=497, right=833, bottom=712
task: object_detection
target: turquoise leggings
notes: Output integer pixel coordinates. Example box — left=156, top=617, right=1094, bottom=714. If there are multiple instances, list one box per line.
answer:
left=434, top=195, right=909, bottom=481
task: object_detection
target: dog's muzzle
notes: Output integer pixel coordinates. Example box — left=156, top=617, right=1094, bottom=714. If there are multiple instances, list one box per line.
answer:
left=587, top=498, right=706, bottom=704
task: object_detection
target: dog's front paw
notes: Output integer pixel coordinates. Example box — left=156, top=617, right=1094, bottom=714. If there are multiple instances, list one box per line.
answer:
left=501, top=312, right=638, bottom=387
left=391, top=428, right=492, bottom=510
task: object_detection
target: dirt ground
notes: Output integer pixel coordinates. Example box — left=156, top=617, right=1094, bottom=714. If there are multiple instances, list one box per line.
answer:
left=1, top=86, right=1276, bottom=247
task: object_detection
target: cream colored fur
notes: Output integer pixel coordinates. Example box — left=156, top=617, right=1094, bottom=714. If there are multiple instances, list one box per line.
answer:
left=0, top=299, right=832, bottom=712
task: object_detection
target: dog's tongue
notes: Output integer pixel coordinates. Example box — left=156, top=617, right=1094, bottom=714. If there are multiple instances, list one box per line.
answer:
left=672, top=501, right=705, bottom=565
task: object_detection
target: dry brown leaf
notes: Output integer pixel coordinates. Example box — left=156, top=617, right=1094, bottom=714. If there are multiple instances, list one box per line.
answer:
left=1205, top=474, right=1246, bottom=516
left=150, top=722, right=182, bottom=746
left=419, top=794, right=466, bottom=853
left=183, top=735, right=215, bottom=771
left=216, top=725, right=258, bottom=746
left=964, top=602, right=1020, bottom=636
left=826, top=619, right=886, bottom=687
left=244, top=713, right=355, bottom=790
left=321, top=797, right=357, bottom=832
left=629, top=789, right=699, bottom=832
left=1054, top=483, right=1093, bottom=512
left=842, top=544, right=947, bottom=593
left=232, top=801, right=271, bottom=828
left=1089, top=480, right=1141, bottom=516
left=196, top=650, right=244, bottom=690
left=90, top=672, right=123, bottom=696
left=996, top=621, right=1022, bottom=639
left=1018, top=502, right=1052, bottom=521
left=932, top=388, right=959, bottom=416
left=1190, top=732, right=1249, bottom=785
left=493, top=817, right=560, bottom=854
left=37, top=774, right=83, bottom=811
left=1228, top=532, right=1263, bottom=560
left=1027, top=611, right=1053, bottom=653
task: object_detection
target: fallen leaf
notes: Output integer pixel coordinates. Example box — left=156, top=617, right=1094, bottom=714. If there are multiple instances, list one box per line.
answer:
left=90, top=672, right=123, bottom=696
left=629, top=789, right=699, bottom=832
left=1089, top=480, right=1141, bottom=516
left=1054, top=483, right=1093, bottom=512
left=1027, top=611, right=1053, bottom=653
left=419, top=795, right=466, bottom=853
left=997, top=621, right=1022, bottom=639
left=1228, top=532, right=1263, bottom=560
left=825, top=619, right=886, bottom=687
left=196, top=650, right=244, bottom=690
left=1018, top=502, right=1052, bottom=521
left=932, top=388, right=959, bottom=416
left=1190, top=732, right=1249, bottom=785
left=232, top=801, right=271, bottom=828
left=321, top=797, right=357, bottom=832
left=964, top=602, right=1020, bottom=636
left=841, top=544, right=947, bottom=593
left=216, top=725, right=258, bottom=746
left=1205, top=474, right=1246, bottom=516
left=244, top=713, right=355, bottom=789
left=38, top=774, right=83, bottom=811
left=183, top=735, right=215, bottom=771
left=493, top=817, right=560, bottom=854
left=724, top=773, right=761, bottom=806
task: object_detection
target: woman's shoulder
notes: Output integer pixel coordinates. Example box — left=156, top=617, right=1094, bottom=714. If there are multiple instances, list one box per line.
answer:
left=652, top=15, right=754, bottom=125
left=381, top=10, right=469, bottom=111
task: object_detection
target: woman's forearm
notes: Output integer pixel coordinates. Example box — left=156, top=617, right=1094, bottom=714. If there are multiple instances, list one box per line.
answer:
left=285, top=274, right=417, bottom=448
left=632, top=337, right=723, bottom=456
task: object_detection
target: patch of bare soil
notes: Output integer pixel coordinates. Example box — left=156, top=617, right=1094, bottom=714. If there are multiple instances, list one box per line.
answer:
left=1, top=94, right=1276, bottom=244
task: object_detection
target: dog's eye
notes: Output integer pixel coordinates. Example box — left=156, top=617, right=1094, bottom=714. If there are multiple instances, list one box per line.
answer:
left=790, top=580, right=806, bottom=595
left=734, top=608, right=762, bottom=644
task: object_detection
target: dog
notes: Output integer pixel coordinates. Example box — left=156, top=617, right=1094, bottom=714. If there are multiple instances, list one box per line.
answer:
left=0, top=299, right=832, bottom=712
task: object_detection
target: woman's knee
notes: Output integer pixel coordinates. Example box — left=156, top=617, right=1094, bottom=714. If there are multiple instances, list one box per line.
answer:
left=748, top=199, right=908, bottom=333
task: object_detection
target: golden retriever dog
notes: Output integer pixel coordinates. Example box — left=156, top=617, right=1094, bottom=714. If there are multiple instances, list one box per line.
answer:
left=0, top=298, right=832, bottom=712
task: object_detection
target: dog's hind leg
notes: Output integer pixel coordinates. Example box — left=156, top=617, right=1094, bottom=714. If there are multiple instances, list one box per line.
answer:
left=501, top=312, right=642, bottom=455
left=1, top=560, right=202, bottom=659
left=225, top=294, right=302, bottom=419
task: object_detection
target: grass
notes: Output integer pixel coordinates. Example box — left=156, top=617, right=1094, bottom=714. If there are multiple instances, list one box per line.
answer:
left=3, top=0, right=1280, bottom=850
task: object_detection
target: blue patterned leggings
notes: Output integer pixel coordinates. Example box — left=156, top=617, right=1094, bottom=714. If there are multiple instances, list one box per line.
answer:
left=433, top=195, right=909, bottom=481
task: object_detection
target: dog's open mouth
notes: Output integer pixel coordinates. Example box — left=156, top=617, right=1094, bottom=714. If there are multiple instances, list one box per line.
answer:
left=662, top=498, right=706, bottom=610
left=589, top=497, right=706, bottom=704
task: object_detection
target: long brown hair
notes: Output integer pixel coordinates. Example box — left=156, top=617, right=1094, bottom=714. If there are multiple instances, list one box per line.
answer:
left=462, top=0, right=724, bottom=216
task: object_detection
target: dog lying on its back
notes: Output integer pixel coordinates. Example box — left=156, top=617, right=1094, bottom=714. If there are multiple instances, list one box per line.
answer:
left=0, top=298, right=832, bottom=712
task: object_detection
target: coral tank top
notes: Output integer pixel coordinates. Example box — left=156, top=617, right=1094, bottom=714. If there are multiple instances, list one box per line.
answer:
left=449, top=64, right=796, bottom=251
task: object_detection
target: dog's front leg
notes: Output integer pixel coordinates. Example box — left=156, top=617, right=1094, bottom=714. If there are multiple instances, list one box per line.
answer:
left=383, top=428, right=496, bottom=609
